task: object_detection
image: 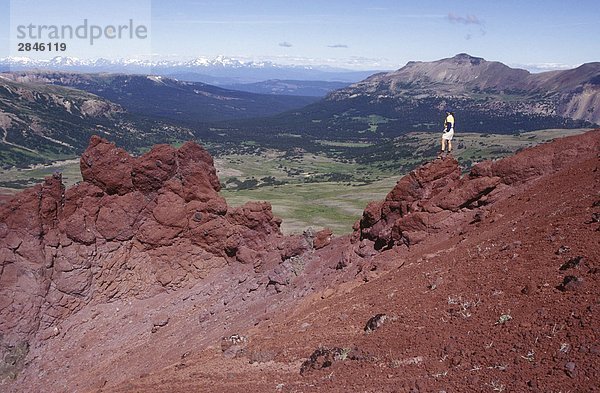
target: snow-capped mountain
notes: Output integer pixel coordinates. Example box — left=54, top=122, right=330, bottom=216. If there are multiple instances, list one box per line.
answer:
left=0, top=56, right=377, bottom=84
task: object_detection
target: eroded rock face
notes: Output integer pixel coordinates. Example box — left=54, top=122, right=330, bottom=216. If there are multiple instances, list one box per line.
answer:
left=356, top=130, right=600, bottom=250
left=0, top=136, right=307, bottom=346
left=356, top=157, right=468, bottom=249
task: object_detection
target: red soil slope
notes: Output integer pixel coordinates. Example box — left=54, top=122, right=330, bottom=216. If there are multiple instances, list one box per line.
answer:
left=1, top=130, right=598, bottom=392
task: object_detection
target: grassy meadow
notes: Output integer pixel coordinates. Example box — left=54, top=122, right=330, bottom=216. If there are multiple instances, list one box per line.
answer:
left=218, top=128, right=591, bottom=234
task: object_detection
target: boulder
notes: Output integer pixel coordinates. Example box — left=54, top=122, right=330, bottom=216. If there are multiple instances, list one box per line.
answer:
left=313, top=228, right=333, bottom=250
left=80, top=135, right=134, bottom=195
left=357, top=157, right=469, bottom=247
left=131, top=144, right=178, bottom=193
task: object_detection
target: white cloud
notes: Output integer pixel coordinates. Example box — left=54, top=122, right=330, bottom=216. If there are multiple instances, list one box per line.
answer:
left=246, top=54, right=393, bottom=70
left=447, top=12, right=483, bottom=25
left=447, top=12, right=486, bottom=40
left=511, top=62, right=579, bottom=73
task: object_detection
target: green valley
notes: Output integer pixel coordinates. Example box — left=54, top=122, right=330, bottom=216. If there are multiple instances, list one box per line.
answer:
left=2, top=129, right=589, bottom=234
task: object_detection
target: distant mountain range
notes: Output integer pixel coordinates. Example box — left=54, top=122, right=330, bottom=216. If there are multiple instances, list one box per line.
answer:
left=0, top=72, right=318, bottom=167
left=0, top=56, right=379, bottom=84
left=1, top=54, right=598, bottom=168
left=332, top=53, right=600, bottom=124
left=272, top=53, right=598, bottom=137
left=0, top=74, right=201, bottom=168
left=2, top=72, right=319, bottom=123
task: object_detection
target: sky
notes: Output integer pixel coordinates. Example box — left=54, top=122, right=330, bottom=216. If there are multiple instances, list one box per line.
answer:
left=1, top=0, right=599, bottom=72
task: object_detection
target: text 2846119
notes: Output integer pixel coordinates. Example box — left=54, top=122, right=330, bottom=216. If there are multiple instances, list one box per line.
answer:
left=17, top=42, right=67, bottom=52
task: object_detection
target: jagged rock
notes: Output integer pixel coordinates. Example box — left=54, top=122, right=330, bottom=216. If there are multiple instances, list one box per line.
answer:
left=428, top=176, right=501, bottom=211
left=356, top=131, right=600, bottom=249
left=564, top=361, right=577, bottom=378
left=587, top=212, right=600, bottom=224
left=313, top=228, right=333, bottom=249
left=0, top=136, right=297, bottom=347
left=364, top=314, right=387, bottom=333
left=300, top=347, right=344, bottom=375
left=131, top=144, right=178, bottom=194
left=300, top=346, right=364, bottom=375
left=151, top=316, right=170, bottom=333
left=357, top=157, right=469, bottom=248
left=557, top=275, right=584, bottom=292
left=80, top=135, right=135, bottom=195
left=469, top=131, right=600, bottom=184
left=267, top=255, right=306, bottom=293
left=361, top=201, right=383, bottom=227
left=559, top=256, right=583, bottom=271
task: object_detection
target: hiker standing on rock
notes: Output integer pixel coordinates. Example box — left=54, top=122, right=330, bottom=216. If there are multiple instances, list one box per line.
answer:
left=440, top=111, right=454, bottom=157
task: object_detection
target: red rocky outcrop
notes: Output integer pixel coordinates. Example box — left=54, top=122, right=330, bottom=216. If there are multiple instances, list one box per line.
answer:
left=313, top=228, right=333, bottom=250
left=0, top=136, right=308, bottom=346
left=355, top=130, right=600, bottom=250
left=2, top=130, right=599, bottom=393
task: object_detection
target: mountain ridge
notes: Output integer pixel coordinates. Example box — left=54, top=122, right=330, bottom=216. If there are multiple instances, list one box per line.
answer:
left=1, top=54, right=598, bottom=169
left=0, top=56, right=379, bottom=84
left=353, top=54, right=600, bottom=93
left=265, top=53, right=597, bottom=137
left=327, top=54, right=600, bottom=124
left=1, top=71, right=319, bottom=123
left=0, top=71, right=321, bottom=167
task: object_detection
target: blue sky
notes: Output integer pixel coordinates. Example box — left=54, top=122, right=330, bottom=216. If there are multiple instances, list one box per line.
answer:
left=1, top=0, right=599, bottom=71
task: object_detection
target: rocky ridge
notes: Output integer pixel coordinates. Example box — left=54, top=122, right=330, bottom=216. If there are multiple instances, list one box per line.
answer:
left=0, top=136, right=308, bottom=347
left=357, top=128, right=600, bottom=249
left=0, top=75, right=194, bottom=169
left=0, top=130, right=598, bottom=392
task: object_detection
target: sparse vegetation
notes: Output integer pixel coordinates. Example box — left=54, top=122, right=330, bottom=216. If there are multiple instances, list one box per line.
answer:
left=495, top=314, right=513, bottom=325
left=337, top=347, right=352, bottom=361
left=447, top=295, right=481, bottom=318
left=488, top=380, right=506, bottom=392
left=521, top=350, right=535, bottom=362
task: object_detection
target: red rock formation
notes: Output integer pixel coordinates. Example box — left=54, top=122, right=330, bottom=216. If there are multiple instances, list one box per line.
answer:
left=313, top=228, right=333, bottom=250
left=1, top=130, right=598, bottom=393
left=356, top=130, right=600, bottom=250
left=0, top=136, right=308, bottom=346
left=95, top=129, right=598, bottom=393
